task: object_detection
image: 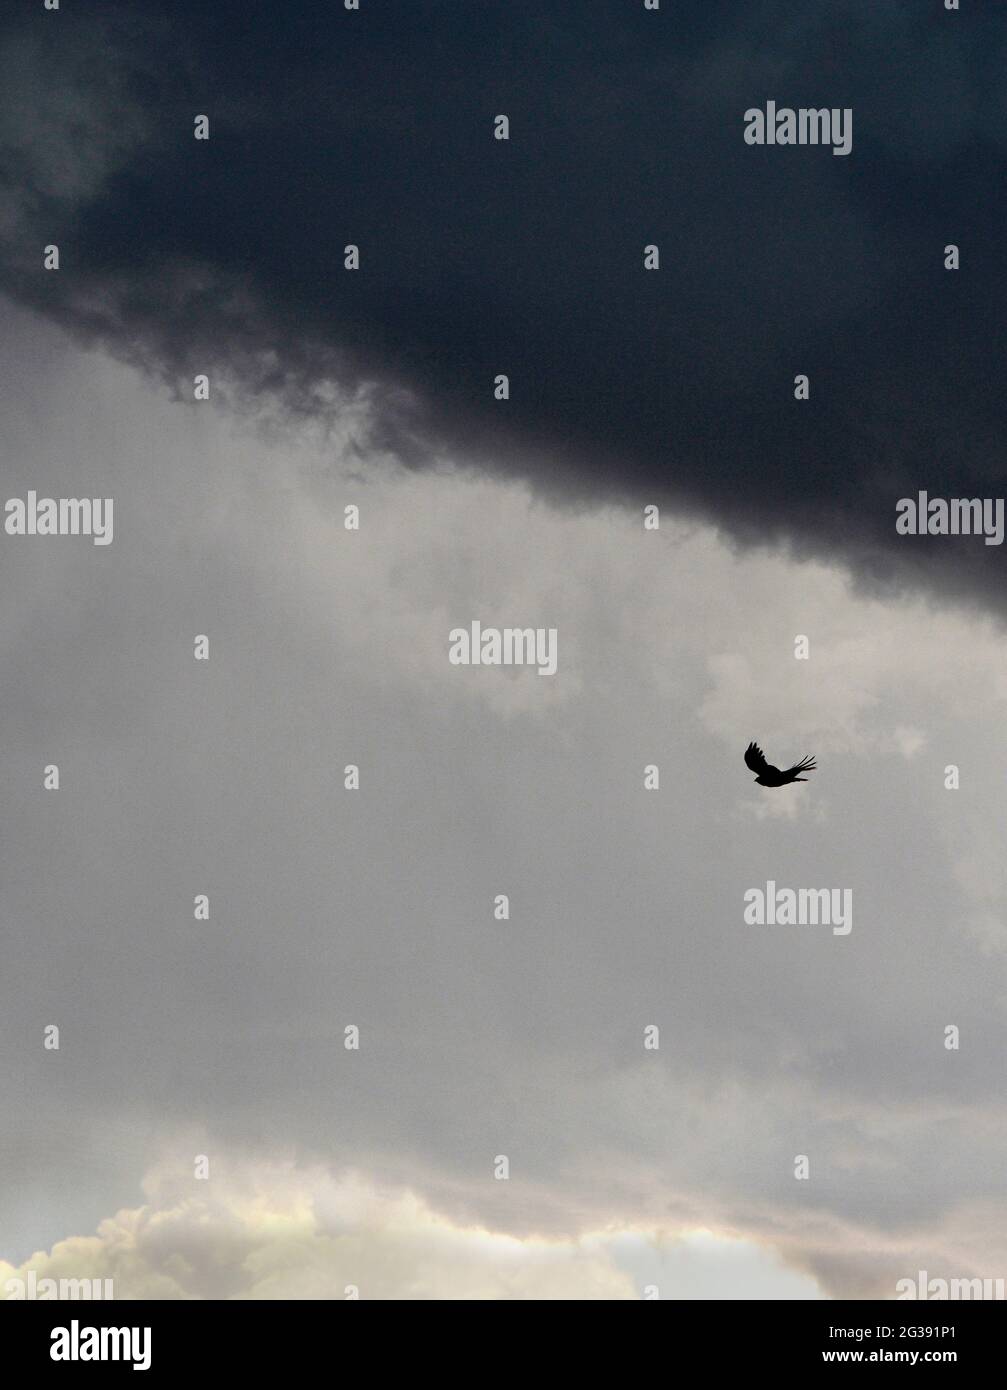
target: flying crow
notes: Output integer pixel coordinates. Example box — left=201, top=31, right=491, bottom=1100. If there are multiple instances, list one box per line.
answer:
left=744, top=741, right=817, bottom=786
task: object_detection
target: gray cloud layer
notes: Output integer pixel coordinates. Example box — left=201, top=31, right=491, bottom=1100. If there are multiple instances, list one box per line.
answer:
left=1, top=305, right=1005, bottom=1296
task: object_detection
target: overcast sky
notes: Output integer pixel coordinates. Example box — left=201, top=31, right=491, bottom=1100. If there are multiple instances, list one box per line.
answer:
left=1, top=2, right=1005, bottom=1299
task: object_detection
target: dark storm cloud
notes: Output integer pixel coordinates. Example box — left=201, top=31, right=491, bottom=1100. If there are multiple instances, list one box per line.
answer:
left=2, top=0, right=1005, bottom=611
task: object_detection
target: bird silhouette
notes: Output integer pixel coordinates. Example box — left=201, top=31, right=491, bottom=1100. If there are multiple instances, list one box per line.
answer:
left=744, top=741, right=816, bottom=786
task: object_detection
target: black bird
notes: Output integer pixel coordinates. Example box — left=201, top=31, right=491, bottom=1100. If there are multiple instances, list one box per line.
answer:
left=744, top=741, right=816, bottom=787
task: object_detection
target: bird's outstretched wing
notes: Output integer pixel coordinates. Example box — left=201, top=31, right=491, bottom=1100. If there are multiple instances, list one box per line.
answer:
left=784, top=754, right=817, bottom=776
left=744, top=741, right=770, bottom=774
